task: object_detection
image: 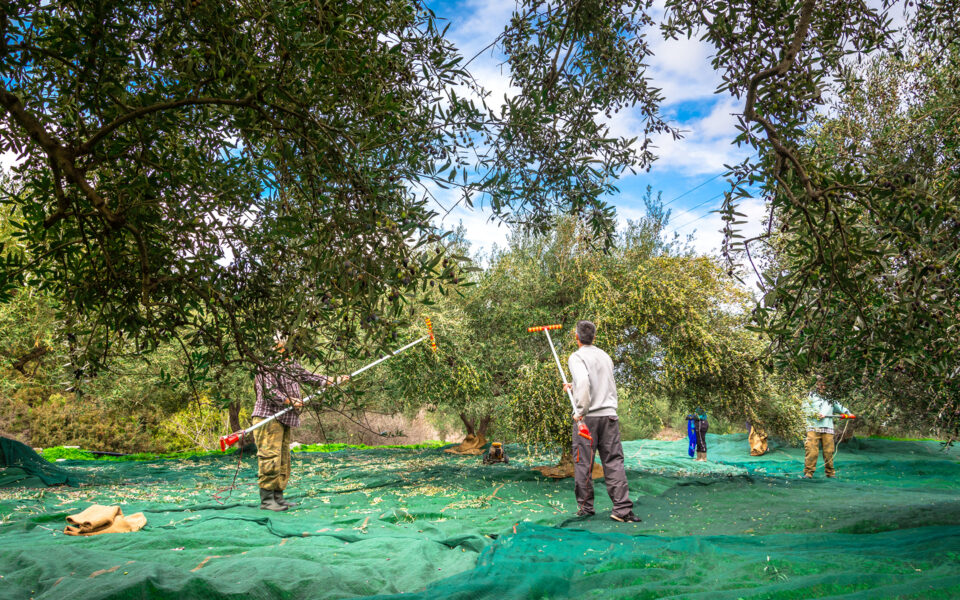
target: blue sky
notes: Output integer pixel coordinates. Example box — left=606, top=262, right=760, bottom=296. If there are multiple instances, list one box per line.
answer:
left=424, top=0, right=766, bottom=258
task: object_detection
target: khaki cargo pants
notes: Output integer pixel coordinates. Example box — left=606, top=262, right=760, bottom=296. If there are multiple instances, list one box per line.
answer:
left=804, top=430, right=835, bottom=477
left=253, top=418, right=292, bottom=491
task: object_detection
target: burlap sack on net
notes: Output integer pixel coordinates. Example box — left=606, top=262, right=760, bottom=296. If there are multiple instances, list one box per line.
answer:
left=64, top=504, right=147, bottom=536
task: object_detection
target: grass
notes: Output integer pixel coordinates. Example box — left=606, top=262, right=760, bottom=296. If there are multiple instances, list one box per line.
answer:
left=292, top=441, right=447, bottom=452
left=40, top=446, right=234, bottom=462
left=39, top=440, right=448, bottom=462
left=865, top=434, right=943, bottom=442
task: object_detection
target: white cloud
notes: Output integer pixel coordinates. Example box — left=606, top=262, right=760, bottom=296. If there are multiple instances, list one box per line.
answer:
left=446, top=0, right=515, bottom=58
left=665, top=193, right=768, bottom=290
left=442, top=204, right=510, bottom=258
left=416, top=176, right=510, bottom=258
left=443, top=0, right=519, bottom=113
left=657, top=97, right=747, bottom=175
left=0, top=151, right=22, bottom=172
left=464, top=61, right=518, bottom=112
left=646, top=35, right=723, bottom=105
left=610, top=95, right=749, bottom=177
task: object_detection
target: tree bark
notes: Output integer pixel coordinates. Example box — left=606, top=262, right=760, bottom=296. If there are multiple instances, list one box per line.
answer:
left=477, top=415, right=492, bottom=438
left=444, top=412, right=489, bottom=455
left=228, top=401, right=242, bottom=433
left=458, top=412, right=476, bottom=436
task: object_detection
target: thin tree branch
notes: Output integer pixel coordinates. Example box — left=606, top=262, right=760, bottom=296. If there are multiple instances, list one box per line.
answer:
left=0, top=86, right=122, bottom=225
left=77, top=94, right=256, bottom=155
left=741, top=0, right=818, bottom=200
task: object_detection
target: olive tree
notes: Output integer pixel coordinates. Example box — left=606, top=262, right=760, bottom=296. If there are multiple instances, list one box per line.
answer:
left=660, top=1, right=959, bottom=435
left=759, top=49, right=960, bottom=437
left=0, top=0, right=673, bottom=394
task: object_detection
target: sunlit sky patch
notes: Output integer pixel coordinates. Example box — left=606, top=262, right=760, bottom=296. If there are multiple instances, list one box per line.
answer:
left=423, top=0, right=765, bottom=260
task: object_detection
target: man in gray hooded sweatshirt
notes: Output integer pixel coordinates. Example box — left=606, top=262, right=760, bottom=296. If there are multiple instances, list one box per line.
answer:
left=563, top=320, right=640, bottom=522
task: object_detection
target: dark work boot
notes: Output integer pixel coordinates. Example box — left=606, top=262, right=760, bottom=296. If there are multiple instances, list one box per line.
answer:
left=274, top=490, right=297, bottom=508
left=260, top=488, right=288, bottom=512
left=610, top=511, right=641, bottom=523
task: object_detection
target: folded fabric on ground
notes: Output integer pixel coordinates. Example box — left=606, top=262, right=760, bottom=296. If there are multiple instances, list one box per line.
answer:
left=748, top=426, right=768, bottom=456
left=64, top=504, right=147, bottom=536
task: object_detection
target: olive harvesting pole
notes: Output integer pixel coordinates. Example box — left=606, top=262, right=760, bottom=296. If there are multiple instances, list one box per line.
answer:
left=220, top=318, right=437, bottom=451
left=527, top=324, right=592, bottom=441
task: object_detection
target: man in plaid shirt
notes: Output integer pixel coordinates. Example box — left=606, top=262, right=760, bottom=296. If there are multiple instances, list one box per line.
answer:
left=252, top=335, right=349, bottom=511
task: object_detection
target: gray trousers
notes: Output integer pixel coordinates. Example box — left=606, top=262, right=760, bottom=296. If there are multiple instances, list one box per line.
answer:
left=573, top=415, right=634, bottom=517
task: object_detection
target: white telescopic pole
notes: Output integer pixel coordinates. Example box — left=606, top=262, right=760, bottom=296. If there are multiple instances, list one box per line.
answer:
left=238, top=336, right=429, bottom=438
left=349, top=336, right=428, bottom=378
left=543, top=329, right=580, bottom=417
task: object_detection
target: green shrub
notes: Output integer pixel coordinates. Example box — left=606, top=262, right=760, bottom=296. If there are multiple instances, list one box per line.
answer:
left=38, top=447, right=97, bottom=460
left=156, top=401, right=250, bottom=452
left=502, top=361, right=577, bottom=455
left=25, top=392, right=169, bottom=453
left=617, top=390, right=676, bottom=440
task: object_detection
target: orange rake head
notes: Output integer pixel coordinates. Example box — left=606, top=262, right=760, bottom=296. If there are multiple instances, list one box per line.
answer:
left=425, top=317, right=437, bottom=352
left=527, top=324, right=562, bottom=333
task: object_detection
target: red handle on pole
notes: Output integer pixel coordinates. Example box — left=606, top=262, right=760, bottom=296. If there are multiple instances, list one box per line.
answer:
left=577, top=421, right=592, bottom=441
left=835, top=414, right=857, bottom=420
left=527, top=324, right=562, bottom=333
left=219, top=432, right=240, bottom=452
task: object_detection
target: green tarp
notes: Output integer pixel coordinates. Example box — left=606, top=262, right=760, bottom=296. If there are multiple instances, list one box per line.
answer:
left=0, top=437, right=87, bottom=488
left=1, top=434, right=959, bottom=599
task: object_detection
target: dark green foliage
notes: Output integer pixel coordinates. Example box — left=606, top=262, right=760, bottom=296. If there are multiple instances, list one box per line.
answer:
left=486, top=0, right=676, bottom=235
left=3, top=0, right=957, bottom=445
left=659, top=1, right=959, bottom=436
left=0, top=0, right=484, bottom=375
left=0, top=0, right=670, bottom=384
left=757, top=49, right=960, bottom=437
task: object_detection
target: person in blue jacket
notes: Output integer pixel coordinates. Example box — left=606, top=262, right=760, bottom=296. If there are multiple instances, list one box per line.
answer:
left=693, top=409, right=708, bottom=461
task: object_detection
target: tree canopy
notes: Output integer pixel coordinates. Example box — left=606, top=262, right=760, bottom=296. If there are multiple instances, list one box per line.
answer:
left=760, top=49, right=959, bottom=436
left=0, top=0, right=671, bottom=380
left=2, top=0, right=959, bottom=440
left=656, top=0, right=958, bottom=436
left=383, top=204, right=805, bottom=453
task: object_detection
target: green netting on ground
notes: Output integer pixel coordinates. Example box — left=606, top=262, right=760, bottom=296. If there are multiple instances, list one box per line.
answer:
left=0, top=437, right=88, bottom=488
left=1, top=434, right=959, bottom=599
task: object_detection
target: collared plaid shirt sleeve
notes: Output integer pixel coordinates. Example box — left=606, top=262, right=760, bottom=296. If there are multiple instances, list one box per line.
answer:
left=253, top=369, right=303, bottom=428
left=289, top=363, right=331, bottom=387
left=252, top=362, right=332, bottom=428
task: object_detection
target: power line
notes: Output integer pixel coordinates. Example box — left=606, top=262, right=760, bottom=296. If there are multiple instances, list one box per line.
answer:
left=662, top=173, right=724, bottom=208
left=669, top=193, right=725, bottom=232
